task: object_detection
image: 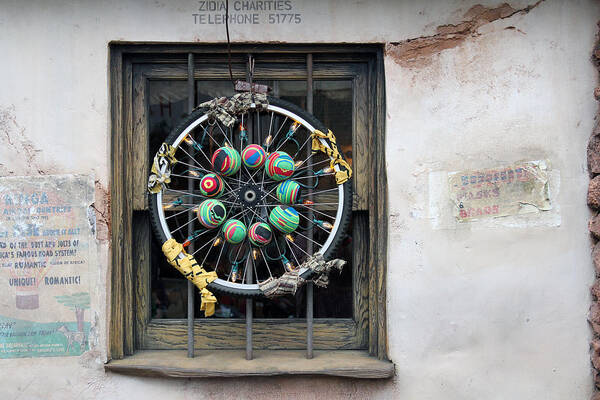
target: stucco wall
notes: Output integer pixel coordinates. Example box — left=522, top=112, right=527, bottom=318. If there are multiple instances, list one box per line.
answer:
left=0, top=0, right=598, bottom=398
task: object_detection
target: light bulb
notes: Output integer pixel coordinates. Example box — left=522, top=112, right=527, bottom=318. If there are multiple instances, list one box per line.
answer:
left=284, top=261, right=295, bottom=272
left=231, top=264, right=239, bottom=282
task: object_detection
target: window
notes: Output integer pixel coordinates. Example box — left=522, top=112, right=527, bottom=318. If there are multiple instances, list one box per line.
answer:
left=108, top=44, right=389, bottom=373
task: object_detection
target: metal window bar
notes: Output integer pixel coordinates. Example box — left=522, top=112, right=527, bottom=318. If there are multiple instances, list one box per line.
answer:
left=306, top=54, right=314, bottom=359
left=245, top=53, right=254, bottom=360
left=187, top=53, right=195, bottom=358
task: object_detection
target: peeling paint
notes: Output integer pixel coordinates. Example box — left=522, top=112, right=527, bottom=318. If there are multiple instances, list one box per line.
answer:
left=386, top=1, right=545, bottom=67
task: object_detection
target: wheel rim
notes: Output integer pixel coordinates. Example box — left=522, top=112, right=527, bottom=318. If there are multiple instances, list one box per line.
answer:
left=152, top=101, right=348, bottom=294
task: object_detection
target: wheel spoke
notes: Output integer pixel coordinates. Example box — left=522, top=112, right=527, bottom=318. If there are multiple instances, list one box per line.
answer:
left=294, top=157, right=330, bottom=173
left=165, top=188, right=205, bottom=200
left=267, top=116, right=288, bottom=152
left=213, top=237, right=227, bottom=274
left=287, top=227, right=325, bottom=249
left=288, top=173, right=334, bottom=181
left=271, top=233, right=287, bottom=266
left=194, top=230, right=221, bottom=262
left=283, top=235, right=302, bottom=266
left=296, top=202, right=338, bottom=220
left=170, top=173, right=205, bottom=181
left=294, top=210, right=333, bottom=234
left=165, top=205, right=198, bottom=220
left=175, top=160, right=213, bottom=175
left=209, top=119, right=235, bottom=149
left=285, top=235, right=311, bottom=258
left=259, top=247, right=273, bottom=279
left=170, top=216, right=196, bottom=235
left=291, top=134, right=313, bottom=160
left=273, top=124, right=304, bottom=153
left=179, top=140, right=237, bottom=193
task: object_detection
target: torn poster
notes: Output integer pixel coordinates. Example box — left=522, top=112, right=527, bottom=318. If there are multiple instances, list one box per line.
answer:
left=0, top=175, right=93, bottom=358
left=448, top=160, right=552, bottom=222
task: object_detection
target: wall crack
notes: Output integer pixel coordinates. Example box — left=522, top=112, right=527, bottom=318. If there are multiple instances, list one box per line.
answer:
left=0, top=104, right=57, bottom=175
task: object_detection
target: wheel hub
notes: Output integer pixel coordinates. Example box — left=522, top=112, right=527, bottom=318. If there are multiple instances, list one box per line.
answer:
left=238, top=183, right=263, bottom=208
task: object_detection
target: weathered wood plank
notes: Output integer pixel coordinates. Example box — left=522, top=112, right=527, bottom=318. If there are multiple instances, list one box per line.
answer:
left=367, top=58, right=378, bottom=357
left=133, top=212, right=150, bottom=350
left=105, top=349, right=394, bottom=379
left=109, top=46, right=125, bottom=360
left=375, top=50, right=388, bottom=361
left=353, top=65, right=369, bottom=210
left=144, top=319, right=362, bottom=350
left=126, top=52, right=374, bottom=64
left=136, top=62, right=364, bottom=81
left=353, top=212, right=370, bottom=348
left=123, top=58, right=135, bottom=357
left=132, top=67, right=149, bottom=210
left=113, top=43, right=380, bottom=56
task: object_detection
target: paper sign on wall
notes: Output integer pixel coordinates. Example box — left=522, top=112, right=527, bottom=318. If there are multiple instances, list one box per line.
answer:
left=448, top=160, right=552, bottom=222
left=0, top=175, right=93, bottom=358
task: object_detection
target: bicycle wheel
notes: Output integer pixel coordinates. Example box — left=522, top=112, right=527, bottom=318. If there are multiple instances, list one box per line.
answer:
left=149, top=95, right=352, bottom=298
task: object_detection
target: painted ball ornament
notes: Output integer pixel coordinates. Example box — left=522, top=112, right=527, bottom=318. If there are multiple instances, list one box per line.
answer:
left=222, top=219, right=247, bottom=244
left=198, top=173, right=224, bottom=198
left=241, top=144, right=267, bottom=169
left=248, top=222, right=273, bottom=247
left=197, top=199, right=227, bottom=229
left=269, top=206, right=300, bottom=233
left=211, top=146, right=241, bottom=176
left=265, top=151, right=295, bottom=181
left=276, top=180, right=301, bottom=204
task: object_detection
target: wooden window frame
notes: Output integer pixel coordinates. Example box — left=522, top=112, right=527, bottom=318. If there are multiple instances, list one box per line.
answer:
left=108, top=44, right=388, bottom=362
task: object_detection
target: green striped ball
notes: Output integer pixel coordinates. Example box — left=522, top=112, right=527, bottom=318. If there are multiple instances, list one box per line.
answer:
left=222, top=219, right=247, bottom=244
left=197, top=199, right=227, bottom=229
left=211, top=146, right=241, bottom=176
left=265, top=151, right=295, bottom=181
left=248, top=222, right=273, bottom=247
left=269, top=206, right=300, bottom=233
left=276, top=180, right=301, bottom=204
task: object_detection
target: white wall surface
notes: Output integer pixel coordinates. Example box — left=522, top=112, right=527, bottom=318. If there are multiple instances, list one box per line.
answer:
left=0, top=0, right=598, bottom=399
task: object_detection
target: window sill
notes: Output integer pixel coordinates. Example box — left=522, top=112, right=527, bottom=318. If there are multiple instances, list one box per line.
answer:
left=105, top=350, right=394, bottom=379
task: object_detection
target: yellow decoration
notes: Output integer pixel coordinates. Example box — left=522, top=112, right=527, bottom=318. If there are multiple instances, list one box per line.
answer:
left=200, top=288, right=217, bottom=317
left=161, top=238, right=218, bottom=317
left=311, top=129, right=353, bottom=184
left=148, top=143, right=178, bottom=194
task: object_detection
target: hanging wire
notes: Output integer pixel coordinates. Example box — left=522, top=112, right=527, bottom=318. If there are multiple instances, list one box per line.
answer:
left=225, top=0, right=235, bottom=89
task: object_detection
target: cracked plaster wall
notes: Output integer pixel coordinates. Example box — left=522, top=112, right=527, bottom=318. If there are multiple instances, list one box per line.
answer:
left=0, top=0, right=598, bottom=399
